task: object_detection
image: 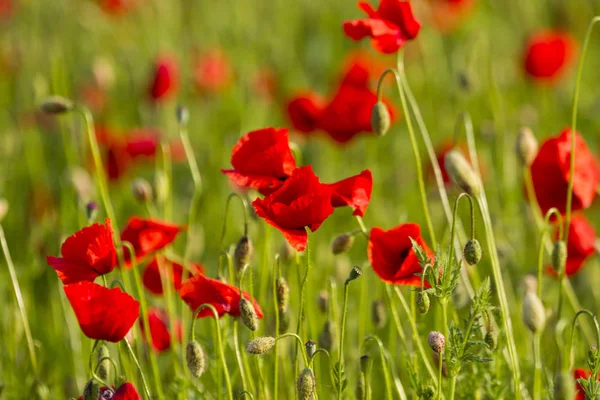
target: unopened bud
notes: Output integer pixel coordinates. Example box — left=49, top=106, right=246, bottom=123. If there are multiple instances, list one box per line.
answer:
left=551, top=241, right=567, bottom=275
left=371, top=299, right=387, bottom=328
left=463, top=239, right=482, bottom=265
left=86, top=202, right=98, bottom=222
left=346, top=266, right=362, bottom=284
left=317, top=290, right=329, bottom=313
left=444, top=149, right=480, bottom=196
left=554, top=370, right=576, bottom=400
left=331, top=233, right=355, bottom=255
left=96, top=344, right=110, bottom=381
left=186, top=340, right=206, bottom=377
left=276, top=277, right=290, bottom=309
left=40, top=96, right=74, bottom=114
left=239, top=297, right=259, bottom=331
left=515, top=127, right=538, bottom=167
left=428, top=331, right=445, bottom=354
left=522, top=291, right=546, bottom=333
left=305, top=340, right=317, bottom=359
left=234, top=236, right=253, bottom=272
left=318, top=320, right=337, bottom=351
left=278, top=308, right=290, bottom=334
left=297, top=368, right=316, bottom=400
left=131, top=178, right=153, bottom=203
left=417, top=291, right=431, bottom=314
left=176, top=105, right=189, bottom=125
left=371, top=101, right=391, bottom=136
left=484, top=327, right=497, bottom=351
left=83, top=379, right=100, bottom=400
left=246, top=336, right=276, bottom=355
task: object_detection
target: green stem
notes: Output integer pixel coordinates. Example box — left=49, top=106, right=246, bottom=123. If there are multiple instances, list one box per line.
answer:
left=535, top=208, right=562, bottom=300
left=219, top=193, right=249, bottom=250
left=533, top=332, right=542, bottom=400
left=441, top=300, right=449, bottom=337
left=337, top=281, right=350, bottom=400
left=295, top=229, right=311, bottom=374
left=437, top=349, right=443, bottom=400
left=568, top=309, right=600, bottom=370
left=448, top=377, right=456, bottom=400
left=276, top=333, right=310, bottom=367
left=123, top=338, right=152, bottom=400
left=273, top=256, right=281, bottom=397
left=364, top=335, right=393, bottom=400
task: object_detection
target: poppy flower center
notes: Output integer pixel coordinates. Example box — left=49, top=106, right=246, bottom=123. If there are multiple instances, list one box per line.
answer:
left=397, top=246, right=411, bottom=263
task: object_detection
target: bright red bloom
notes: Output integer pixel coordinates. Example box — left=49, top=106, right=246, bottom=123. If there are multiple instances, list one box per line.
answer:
left=343, top=0, right=421, bottom=54
left=368, top=223, right=433, bottom=286
left=287, top=93, right=326, bottom=133
left=139, top=308, right=182, bottom=353
left=531, top=129, right=600, bottom=215
left=574, top=369, right=600, bottom=400
left=193, top=50, right=232, bottom=93
left=523, top=31, right=576, bottom=83
left=222, top=127, right=297, bottom=195
left=252, top=166, right=334, bottom=251
left=328, top=170, right=373, bottom=217
left=546, top=214, right=597, bottom=277
left=179, top=274, right=264, bottom=319
left=46, top=219, right=117, bottom=284
left=64, top=282, right=140, bottom=343
left=121, top=217, right=183, bottom=265
left=143, top=256, right=204, bottom=295
left=149, top=55, right=179, bottom=102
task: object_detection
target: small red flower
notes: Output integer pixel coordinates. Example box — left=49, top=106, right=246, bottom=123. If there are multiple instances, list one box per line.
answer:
left=121, top=217, right=183, bottom=265
left=46, top=219, right=117, bottom=284
left=99, top=0, right=138, bottom=15
left=523, top=31, right=576, bottom=83
left=368, top=223, right=433, bottom=286
left=547, top=214, right=597, bottom=277
left=252, top=166, right=334, bottom=251
left=287, top=93, right=325, bottom=133
left=574, top=369, right=600, bottom=400
left=193, top=50, right=233, bottom=94
left=343, top=0, right=421, bottom=54
left=221, top=127, right=297, bottom=195
left=179, top=274, right=264, bottom=319
left=139, top=308, right=182, bottom=353
left=143, top=256, right=204, bottom=295
left=149, top=55, right=179, bottom=102
left=328, top=170, right=373, bottom=217
left=77, top=382, right=141, bottom=400
left=64, top=282, right=140, bottom=342
left=530, top=128, right=600, bottom=215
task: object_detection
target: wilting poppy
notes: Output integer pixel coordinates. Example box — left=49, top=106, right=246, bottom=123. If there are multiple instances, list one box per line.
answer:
left=64, top=282, right=140, bottom=342
left=368, top=223, right=433, bottom=286
left=574, top=369, right=600, bottom=400
left=77, top=382, right=142, bottom=400
left=252, top=166, right=334, bottom=251
left=148, top=55, right=178, bottom=102
left=523, top=31, right=576, bottom=83
left=193, top=50, right=233, bottom=94
left=530, top=128, right=600, bottom=215
left=343, top=0, right=421, bottom=54
left=121, top=217, right=183, bottom=265
left=546, top=214, right=597, bottom=277
left=221, top=127, right=297, bottom=195
left=143, top=256, right=204, bottom=295
left=139, top=308, right=182, bottom=353
left=47, top=219, right=117, bottom=285
left=179, top=274, right=264, bottom=319
left=328, top=169, right=373, bottom=217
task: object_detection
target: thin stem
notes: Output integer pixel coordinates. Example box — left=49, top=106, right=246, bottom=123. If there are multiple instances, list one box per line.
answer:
left=295, top=229, right=311, bottom=373
left=437, top=351, right=443, bottom=400
left=233, top=321, right=253, bottom=394
left=533, top=332, right=542, bottom=400
left=219, top=193, right=250, bottom=250
left=123, top=338, right=152, bottom=400
left=449, top=377, right=456, bottom=400
left=276, top=333, right=310, bottom=367
left=337, top=281, right=350, bottom=400
left=536, top=208, right=563, bottom=300
left=363, top=335, right=393, bottom=400
left=355, top=216, right=369, bottom=237
left=447, top=193, right=475, bottom=290
left=273, top=255, right=281, bottom=397
left=568, top=309, right=600, bottom=370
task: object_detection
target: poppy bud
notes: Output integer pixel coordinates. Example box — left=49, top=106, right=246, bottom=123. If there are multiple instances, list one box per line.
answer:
left=239, top=297, right=259, bottom=331
left=176, top=105, right=189, bottom=125
left=346, top=266, right=362, bottom=284
left=297, top=368, right=316, bottom=400
left=417, top=291, right=430, bottom=314
left=551, top=240, right=567, bottom=275
left=131, top=178, right=153, bottom=203
left=522, top=291, right=546, bottom=333
left=463, top=239, right=482, bottom=265
left=317, top=290, right=329, bottom=313
left=484, top=327, right=497, bottom=351
left=246, top=336, right=276, bottom=355
left=371, top=299, right=387, bottom=328
left=234, top=236, right=253, bottom=272
left=186, top=340, right=206, bottom=377
left=554, top=370, right=576, bottom=400
left=515, top=127, right=538, bottom=167
left=40, top=96, right=74, bottom=114
left=278, top=308, right=290, bottom=334
left=276, top=277, right=290, bottom=309
left=331, top=233, right=355, bottom=255
left=86, top=201, right=98, bottom=222
left=371, top=101, right=391, bottom=136
left=428, top=331, right=445, bottom=354
left=96, top=344, right=110, bottom=381
left=83, top=379, right=100, bottom=400
left=305, top=340, right=317, bottom=359
left=318, top=320, right=337, bottom=351
left=444, top=149, right=480, bottom=197
left=0, top=198, right=8, bottom=222
left=421, top=385, right=435, bottom=399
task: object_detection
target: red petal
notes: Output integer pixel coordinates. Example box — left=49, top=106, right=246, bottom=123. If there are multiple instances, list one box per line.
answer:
left=328, top=170, right=373, bottom=217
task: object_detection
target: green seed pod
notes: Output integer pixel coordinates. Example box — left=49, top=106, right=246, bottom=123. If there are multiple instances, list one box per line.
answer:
left=40, top=96, right=74, bottom=114
left=522, top=291, right=546, bottom=333
left=551, top=240, right=567, bottom=275
left=186, top=340, right=206, bottom=378
left=276, top=277, right=290, bottom=309
left=96, top=344, right=110, bottom=381
left=234, top=236, right=254, bottom=272
left=417, top=291, right=431, bottom=314
left=82, top=380, right=99, bottom=400
left=239, top=297, right=259, bottom=331
left=131, top=178, right=153, bottom=203
left=318, top=320, right=337, bottom=351
left=346, top=266, right=362, bottom=284
left=427, top=331, right=445, bottom=354
left=331, top=233, right=355, bottom=255
left=278, top=307, right=290, bottom=334
left=371, top=101, right=391, bottom=136
left=371, top=299, right=387, bottom=329
left=297, top=368, right=316, bottom=400
left=463, top=239, right=483, bottom=265
left=554, top=370, right=576, bottom=400
left=444, top=149, right=480, bottom=196
left=305, top=340, right=317, bottom=359
left=515, top=127, right=538, bottom=167
left=246, top=336, right=276, bottom=355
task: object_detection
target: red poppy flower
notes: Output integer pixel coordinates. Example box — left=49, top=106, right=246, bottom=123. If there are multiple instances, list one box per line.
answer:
left=523, top=31, right=576, bottom=83
left=143, top=256, right=204, bottom=295
left=193, top=50, right=232, bottom=94
left=46, top=219, right=117, bottom=285
left=530, top=128, right=600, bottom=215
left=368, top=223, right=433, bottom=286
left=139, top=308, right=182, bottom=353
left=287, top=93, right=326, bottom=133
left=179, top=274, right=264, bottom=319
left=574, top=369, right=600, bottom=400
left=77, top=382, right=142, bottom=400
left=429, top=0, right=476, bottom=33
left=221, top=127, right=297, bottom=195
left=328, top=170, right=373, bottom=217
left=148, top=55, right=179, bottom=102
left=64, top=282, right=140, bottom=342
left=343, top=0, right=421, bottom=54
left=546, top=214, right=597, bottom=277
left=252, top=166, right=334, bottom=251
left=99, top=0, right=138, bottom=15
left=121, top=217, right=183, bottom=265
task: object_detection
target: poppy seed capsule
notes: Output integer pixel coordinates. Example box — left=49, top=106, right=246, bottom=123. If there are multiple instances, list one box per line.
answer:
left=234, top=236, right=254, bottom=272
left=417, top=291, right=430, bottom=314
left=522, top=291, right=546, bottom=333
left=371, top=299, right=387, bottom=329
left=186, top=340, right=206, bottom=377
left=239, top=297, right=259, bottom=331
left=305, top=340, right=317, bottom=359
left=331, top=233, right=355, bottom=255
left=515, top=127, right=538, bottom=167
left=83, top=379, right=100, bottom=400
left=551, top=240, right=567, bottom=274
left=371, top=101, right=391, bottom=136
left=131, top=178, right=153, bottom=203
left=318, top=320, right=337, bottom=351
left=276, top=277, right=290, bottom=309
left=428, top=331, right=445, bottom=354
left=40, top=96, right=74, bottom=114
left=346, top=266, right=363, bottom=283
left=444, top=149, right=480, bottom=197
left=297, top=368, right=316, bottom=400
left=246, top=336, right=276, bottom=355
left=96, top=344, right=110, bottom=381
left=463, top=239, right=482, bottom=265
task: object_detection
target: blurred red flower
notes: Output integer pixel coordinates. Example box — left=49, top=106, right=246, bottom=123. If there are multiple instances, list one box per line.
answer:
left=64, top=282, right=140, bottom=342
left=252, top=166, right=334, bottom=251
left=328, top=169, right=373, bottom=217
left=222, top=127, right=297, bottom=195
left=368, top=223, right=433, bottom=286
left=149, top=55, right=179, bottom=102
left=574, top=369, right=600, bottom=400
left=76, top=382, right=142, bottom=400
left=99, top=0, right=138, bottom=15
left=46, top=219, right=117, bottom=284
left=179, top=274, right=264, bottom=319
left=143, top=256, right=204, bottom=295
left=252, top=67, right=278, bottom=101
left=530, top=129, right=600, bottom=215
left=121, top=217, right=183, bottom=265
left=343, top=0, right=421, bottom=54
left=523, top=31, right=576, bottom=83
left=139, top=307, right=182, bottom=353
left=193, top=50, right=232, bottom=93
left=287, top=93, right=326, bottom=133
left=429, top=0, right=476, bottom=33
left=546, top=214, right=597, bottom=277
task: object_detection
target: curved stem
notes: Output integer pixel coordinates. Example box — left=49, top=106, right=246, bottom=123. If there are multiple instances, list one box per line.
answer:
left=363, top=335, right=393, bottom=400
left=276, top=333, right=309, bottom=367
left=568, top=309, right=600, bottom=370
left=219, top=193, right=249, bottom=250
left=355, top=216, right=369, bottom=238
left=237, top=391, right=255, bottom=400
left=123, top=338, right=152, bottom=400
left=233, top=321, right=252, bottom=394
left=94, top=356, right=119, bottom=379
left=447, top=193, right=475, bottom=274
left=218, top=250, right=234, bottom=283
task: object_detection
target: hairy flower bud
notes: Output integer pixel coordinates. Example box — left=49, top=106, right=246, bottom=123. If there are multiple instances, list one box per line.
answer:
left=371, top=299, right=387, bottom=329
left=239, top=297, right=259, bottom=331
left=234, top=236, right=253, bottom=272
left=276, top=277, right=290, bottom=309
left=331, top=233, right=355, bottom=255
left=278, top=308, right=290, bottom=334
left=186, top=340, right=206, bottom=377
left=131, top=178, right=153, bottom=203
left=371, top=101, right=391, bottom=136
left=463, top=239, right=482, bottom=265
left=96, top=344, right=110, bottom=381
left=40, top=96, right=74, bottom=114
left=444, top=149, right=480, bottom=196
left=83, top=379, right=100, bottom=400
left=417, top=291, right=431, bottom=314
left=297, top=368, right=316, bottom=400
left=551, top=240, right=567, bottom=275
left=305, top=340, right=317, bottom=359
left=247, top=336, right=276, bottom=355
left=428, top=331, right=445, bottom=354
left=522, top=291, right=546, bottom=333
left=318, top=320, right=337, bottom=351
left=515, top=127, right=538, bottom=167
